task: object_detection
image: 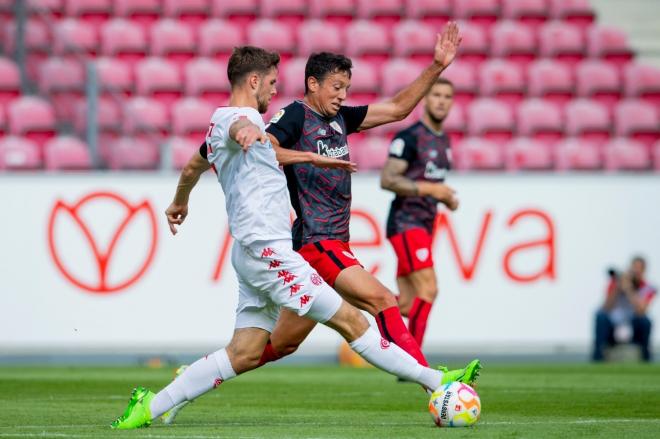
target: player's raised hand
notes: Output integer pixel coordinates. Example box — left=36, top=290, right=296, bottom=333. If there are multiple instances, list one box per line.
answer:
left=235, top=125, right=268, bottom=151
left=165, top=202, right=188, bottom=235
left=434, top=21, right=462, bottom=69
left=310, top=153, right=358, bottom=173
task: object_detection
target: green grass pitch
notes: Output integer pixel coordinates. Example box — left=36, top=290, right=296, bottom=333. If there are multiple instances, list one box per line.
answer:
left=1, top=363, right=659, bottom=438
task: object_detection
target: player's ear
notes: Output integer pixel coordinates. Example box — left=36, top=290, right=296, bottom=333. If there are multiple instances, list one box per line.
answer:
left=307, top=76, right=319, bottom=93
left=248, top=73, right=260, bottom=91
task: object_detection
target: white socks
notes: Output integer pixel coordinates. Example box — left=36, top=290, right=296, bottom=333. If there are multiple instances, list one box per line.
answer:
left=349, top=327, right=443, bottom=391
left=149, top=348, right=236, bottom=419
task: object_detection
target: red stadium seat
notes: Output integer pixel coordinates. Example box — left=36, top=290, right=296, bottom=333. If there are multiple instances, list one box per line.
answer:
left=527, top=60, right=574, bottom=108
left=53, top=18, right=98, bottom=56
left=490, top=21, right=537, bottom=69
left=168, top=136, right=203, bottom=169
left=392, top=20, right=436, bottom=61
left=100, top=19, right=148, bottom=66
left=352, top=135, right=389, bottom=170
left=123, top=96, right=170, bottom=137
left=150, top=19, right=196, bottom=68
left=344, top=20, right=390, bottom=60
left=0, top=136, right=42, bottom=170
left=184, top=58, right=231, bottom=106
left=248, top=19, right=296, bottom=57
left=517, top=99, right=564, bottom=145
left=114, top=0, right=162, bottom=32
left=212, top=0, right=258, bottom=27
left=538, top=21, right=585, bottom=71
left=198, top=19, right=245, bottom=58
left=44, top=136, right=92, bottom=170
left=453, top=137, right=504, bottom=170
left=442, top=61, right=478, bottom=107
left=467, top=98, right=515, bottom=144
left=95, top=57, right=133, bottom=96
left=357, top=0, right=403, bottom=26
left=555, top=138, right=602, bottom=170
left=297, top=20, right=343, bottom=57
left=163, top=0, right=209, bottom=27
left=135, top=57, right=182, bottom=107
left=381, top=59, right=425, bottom=96
left=453, top=21, right=489, bottom=66
left=27, top=0, right=63, bottom=16
left=0, top=57, right=20, bottom=108
left=405, top=0, right=452, bottom=27
left=107, top=136, right=160, bottom=170
left=73, top=97, right=122, bottom=136
left=587, top=25, right=634, bottom=64
left=4, top=19, right=50, bottom=82
left=614, top=100, right=660, bottom=147
left=505, top=138, right=554, bottom=171
left=501, top=0, right=550, bottom=27
left=8, top=96, right=56, bottom=149
left=453, top=0, right=501, bottom=31
left=171, top=98, right=216, bottom=140
left=346, top=58, right=379, bottom=102
left=565, top=99, right=611, bottom=145
left=261, top=0, right=308, bottom=25
left=38, top=57, right=85, bottom=121
left=479, top=60, right=525, bottom=108
left=604, top=138, right=650, bottom=171
left=624, top=63, right=660, bottom=110
left=549, top=0, right=595, bottom=31
left=575, top=60, right=621, bottom=111
left=65, top=0, right=113, bottom=26
left=281, top=58, right=307, bottom=97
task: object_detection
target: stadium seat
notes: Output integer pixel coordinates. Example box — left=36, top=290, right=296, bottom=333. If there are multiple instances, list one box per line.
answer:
left=163, top=0, right=210, bottom=27
left=171, top=98, right=216, bottom=140
left=587, top=25, right=634, bottom=64
left=297, top=20, right=343, bottom=57
left=392, top=20, right=436, bottom=61
left=135, top=57, right=182, bottom=107
left=555, top=138, right=603, bottom=170
left=505, top=138, right=554, bottom=171
left=150, top=19, right=197, bottom=68
left=65, top=0, right=113, bottom=27
left=4, top=19, right=50, bottom=81
left=44, top=136, right=92, bottom=170
left=453, top=137, right=504, bottom=170
left=346, top=58, right=380, bottom=102
left=344, top=20, right=390, bottom=59
left=281, top=58, right=307, bottom=97
left=453, top=21, right=489, bottom=66
left=603, top=138, right=650, bottom=171
left=575, top=60, right=622, bottom=111
left=106, top=136, right=160, bottom=170
left=516, top=99, right=564, bottom=145
left=614, top=100, right=660, bottom=148
left=442, top=61, right=478, bottom=107
left=356, top=0, right=403, bottom=26
left=549, top=0, right=595, bottom=31
left=527, top=60, right=574, bottom=108
left=168, top=136, right=203, bottom=169
left=654, top=140, right=660, bottom=171
left=381, top=59, right=425, bottom=96
left=478, top=60, right=525, bottom=108
left=100, top=19, right=148, bottom=66
left=467, top=98, right=515, bottom=144
left=352, top=135, right=390, bottom=170
left=624, top=63, right=660, bottom=110
left=405, top=0, right=452, bottom=27
left=261, top=0, right=308, bottom=24
left=0, top=136, right=42, bottom=170
left=73, top=97, right=122, bottom=137
left=38, top=57, right=85, bottom=121
left=198, top=19, right=245, bottom=58
left=123, top=96, right=169, bottom=137
left=53, top=18, right=98, bottom=56
left=490, top=21, right=537, bottom=69
left=565, top=99, right=611, bottom=145
left=184, top=58, right=231, bottom=106
left=212, top=0, right=259, bottom=27
left=114, top=0, right=162, bottom=32
left=0, top=57, right=20, bottom=108
left=538, top=21, right=585, bottom=70
left=27, top=0, right=64, bottom=17
left=453, top=0, right=501, bottom=32
left=95, top=57, right=133, bottom=96
left=501, top=0, right=550, bottom=27
left=248, top=19, right=296, bottom=57
left=443, top=103, right=466, bottom=143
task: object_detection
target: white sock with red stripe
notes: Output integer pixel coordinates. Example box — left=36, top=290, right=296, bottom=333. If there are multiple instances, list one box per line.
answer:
left=149, top=348, right=236, bottom=419
left=349, top=327, right=443, bottom=391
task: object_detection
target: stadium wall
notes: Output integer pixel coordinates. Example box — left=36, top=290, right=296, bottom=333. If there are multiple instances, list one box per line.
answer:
left=1, top=174, right=659, bottom=357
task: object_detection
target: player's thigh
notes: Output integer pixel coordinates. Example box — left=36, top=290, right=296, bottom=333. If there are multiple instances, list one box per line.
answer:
left=396, top=276, right=416, bottom=317
left=269, top=308, right=318, bottom=353
left=406, top=267, right=438, bottom=302
left=334, top=265, right=397, bottom=316
left=323, top=300, right=370, bottom=342
left=226, top=327, right=272, bottom=374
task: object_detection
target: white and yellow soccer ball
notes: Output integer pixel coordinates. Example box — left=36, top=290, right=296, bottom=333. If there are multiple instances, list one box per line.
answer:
left=428, top=382, right=481, bottom=427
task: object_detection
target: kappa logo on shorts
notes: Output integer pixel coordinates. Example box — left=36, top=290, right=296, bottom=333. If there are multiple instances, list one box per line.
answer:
left=310, top=273, right=323, bottom=286
left=268, top=260, right=282, bottom=269
left=380, top=338, right=391, bottom=349
left=342, top=251, right=356, bottom=260
left=277, top=270, right=297, bottom=284
left=300, top=295, right=312, bottom=307
left=213, top=378, right=223, bottom=388
left=416, top=248, right=430, bottom=262
left=261, top=248, right=275, bottom=258
left=289, top=284, right=302, bottom=296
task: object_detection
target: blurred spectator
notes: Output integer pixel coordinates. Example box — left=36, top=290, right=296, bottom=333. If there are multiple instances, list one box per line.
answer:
left=593, top=256, right=656, bottom=362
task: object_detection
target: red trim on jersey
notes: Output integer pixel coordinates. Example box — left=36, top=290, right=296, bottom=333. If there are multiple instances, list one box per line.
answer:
left=388, top=228, right=434, bottom=277
left=298, top=240, right=362, bottom=286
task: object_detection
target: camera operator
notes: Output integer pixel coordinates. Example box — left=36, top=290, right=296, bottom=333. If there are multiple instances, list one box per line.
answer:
left=593, top=256, right=656, bottom=362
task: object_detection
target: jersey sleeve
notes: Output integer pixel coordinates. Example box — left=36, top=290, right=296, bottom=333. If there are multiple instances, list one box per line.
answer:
left=265, top=102, right=304, bottom=149
left=388, top=130, right=417, bottom=163
left=199, top=141, right=208, bottom=159
left=339, top=105, right=368, bottom=134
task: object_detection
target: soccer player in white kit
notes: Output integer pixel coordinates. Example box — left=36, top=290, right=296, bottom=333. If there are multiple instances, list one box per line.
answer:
left=110, top=46, right=480, bottom=430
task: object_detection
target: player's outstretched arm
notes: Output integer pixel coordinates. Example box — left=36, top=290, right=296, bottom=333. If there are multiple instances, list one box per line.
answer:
left=358, top=22, right=461, bottom=131
left=229, top=118, right=268, bottom=150
left=269, top=134, right=357, bottom=172
left=165, top=151, right=211, bottom=235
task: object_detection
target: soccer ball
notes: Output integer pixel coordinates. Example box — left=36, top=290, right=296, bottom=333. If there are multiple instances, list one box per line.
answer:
left=428, top=382, right=481, bottom=427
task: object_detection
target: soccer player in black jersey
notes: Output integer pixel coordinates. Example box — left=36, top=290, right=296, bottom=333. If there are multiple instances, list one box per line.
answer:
left=380, top=78, right=458, bottom=350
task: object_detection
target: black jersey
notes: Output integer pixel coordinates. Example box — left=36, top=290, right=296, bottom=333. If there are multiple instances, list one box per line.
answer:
left=266, top=100, right=368, bottom=250
left=386, top=121, right=452, bottom=238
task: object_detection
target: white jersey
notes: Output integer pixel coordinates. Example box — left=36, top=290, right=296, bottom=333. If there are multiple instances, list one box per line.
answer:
left=206, top=107, right=291, bottom=246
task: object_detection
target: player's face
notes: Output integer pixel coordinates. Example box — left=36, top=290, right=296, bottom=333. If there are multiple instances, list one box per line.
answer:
left=424, top=83, right=454, bottom=123
left=630, top=259, right=645, bottom=280
left=315, top=70, right=351, bottom=117
left=256, top=67, right=278, bottom=114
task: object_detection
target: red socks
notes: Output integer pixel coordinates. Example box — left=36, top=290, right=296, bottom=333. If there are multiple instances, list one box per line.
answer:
left=376, top=306, right=429, bottom=366
left=408, top=298, right=433, bottom=348
left=257, top=340, right=283, bottom=366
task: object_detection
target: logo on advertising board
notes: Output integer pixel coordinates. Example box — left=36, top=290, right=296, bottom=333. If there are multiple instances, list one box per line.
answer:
left=47, top=191, right=158, bottom=294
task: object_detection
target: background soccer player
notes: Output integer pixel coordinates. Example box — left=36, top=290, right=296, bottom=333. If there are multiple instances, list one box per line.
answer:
left=380, top=78, right=458, bottom=351
left=257, top=23, right=462, bottom=368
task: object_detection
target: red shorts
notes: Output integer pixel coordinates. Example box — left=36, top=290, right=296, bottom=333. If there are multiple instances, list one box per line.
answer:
left=298, top=240, right=363, bottom=287
left=388, top=228, right=434, bottom=277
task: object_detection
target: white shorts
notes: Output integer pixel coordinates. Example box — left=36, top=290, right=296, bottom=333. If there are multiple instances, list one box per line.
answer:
left=231, top=239, right=343, bottom=333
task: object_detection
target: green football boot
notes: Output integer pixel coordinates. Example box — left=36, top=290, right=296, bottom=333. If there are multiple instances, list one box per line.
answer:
left=439, top=359, right=482, bottom=387
left=110, top=386, right=155, bottom=429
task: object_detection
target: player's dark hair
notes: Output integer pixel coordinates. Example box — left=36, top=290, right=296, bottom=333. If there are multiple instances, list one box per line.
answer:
left=632, top=255, right=646, bottom=268
left=227, top=46, right=280, bottom=88
left=434, top=77, right=454, bottom=89
left=304, top=52, right=353, bottom=94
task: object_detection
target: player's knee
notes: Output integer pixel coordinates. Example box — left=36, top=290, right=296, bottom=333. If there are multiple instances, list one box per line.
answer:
left=226, top=345, right=263, bottom=372
left=418, top=286, right=438, bottom=302
left=271, top=340, right=300, bottom=357
left=326, top=302, right=370, bottom=341
left=398, top=297, right=412, bottom=317
left=369, top=288, right=398, bottom=313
